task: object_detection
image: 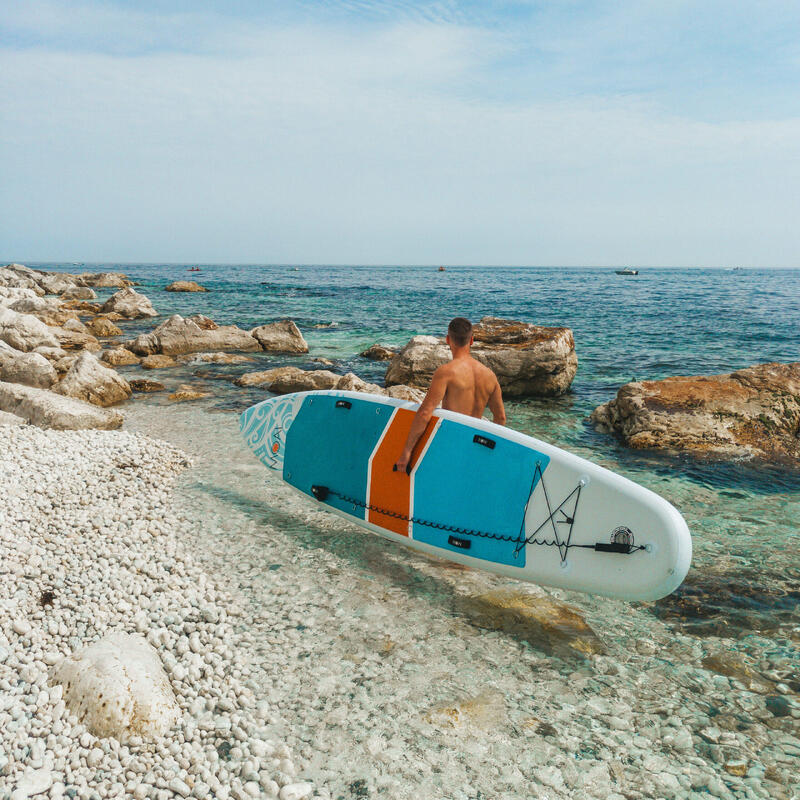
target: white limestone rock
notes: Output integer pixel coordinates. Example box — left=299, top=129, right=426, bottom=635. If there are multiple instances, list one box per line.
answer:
left=49, top=632, right=180, bottom=741
left=0, top=409, right=26, bottom=426
left=0, top=381, right=123, bottom=429
left=102, top=288, right=158, bottom=319
left=60, top=286, right=97, bottom=301
left=0, top=307, right=60, bottom=351
left=127, top=314, right=260, bottom=356
left=55, top=351, right=132, bottom=407
left=249, top=320, right=308, bottom=354
left=0, top=341, right=58, bottom=389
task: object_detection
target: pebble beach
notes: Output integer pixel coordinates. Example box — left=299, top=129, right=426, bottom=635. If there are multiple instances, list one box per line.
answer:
left=1, top=263, right=799, bottom=800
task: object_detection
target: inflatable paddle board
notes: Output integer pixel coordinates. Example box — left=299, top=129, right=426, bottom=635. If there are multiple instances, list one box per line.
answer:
left=240, top=391, right=691, bottom=601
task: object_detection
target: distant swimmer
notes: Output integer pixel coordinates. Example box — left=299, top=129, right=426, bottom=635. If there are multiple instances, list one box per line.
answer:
left=393, top=317, right=506, bottom=473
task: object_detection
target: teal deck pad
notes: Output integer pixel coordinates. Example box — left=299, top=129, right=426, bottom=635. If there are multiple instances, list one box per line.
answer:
left=411, top=421, right=550, bottom=567
left=283, top=395, right=394, bottom=515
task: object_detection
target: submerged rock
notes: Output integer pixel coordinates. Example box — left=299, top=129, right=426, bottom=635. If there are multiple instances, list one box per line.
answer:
left=49, top=632, right=180, bottom=741
left=360, top=343, right=396, bottom=361
left=141, top=354, right=178, bottom=369
left=0, top=381, right=123, bottom=429
left=55, top=351, right=132, bottom=407
left=178, top=351, right=255, bottom=365
left=385, top=317, right=578, bottom=397
left=460, top=589, right=605, bottom=657
left=101, top=288, right=158, bottom=319
left=591, top=362, right=800, bottom=465
left=165, top=280, right=208, bottom=292
left=127, top=314, right=260, bottom=356
left=250, top=320, right=308, bottom=353
left=129, top=378, right=165, bottom=392
left=168, top=384, right=210, bottom=402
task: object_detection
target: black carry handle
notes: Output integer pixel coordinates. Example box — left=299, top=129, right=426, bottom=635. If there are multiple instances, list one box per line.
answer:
left=392, top=464, right=411, bottom=475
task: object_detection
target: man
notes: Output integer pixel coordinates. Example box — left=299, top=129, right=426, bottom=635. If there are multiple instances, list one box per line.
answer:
left=394, top=317, right=506, bottom=473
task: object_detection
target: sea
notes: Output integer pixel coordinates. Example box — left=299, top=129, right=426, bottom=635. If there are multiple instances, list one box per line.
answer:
left=32, top=263, right=800, bottom=799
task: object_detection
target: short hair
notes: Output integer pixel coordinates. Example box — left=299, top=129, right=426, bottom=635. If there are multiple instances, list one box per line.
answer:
left=447, top=317, right=473, bottom=347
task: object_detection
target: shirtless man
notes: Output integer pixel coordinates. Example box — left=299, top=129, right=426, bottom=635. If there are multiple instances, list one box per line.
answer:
left=394, top=317, right=506, bottom=473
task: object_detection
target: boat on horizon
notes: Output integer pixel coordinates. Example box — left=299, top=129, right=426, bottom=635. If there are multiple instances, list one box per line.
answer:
left=615, top=268, right=639, bottom=275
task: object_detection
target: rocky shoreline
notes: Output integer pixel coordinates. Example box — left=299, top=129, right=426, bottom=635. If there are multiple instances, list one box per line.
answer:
left=0, top=425, right=321, bottom=800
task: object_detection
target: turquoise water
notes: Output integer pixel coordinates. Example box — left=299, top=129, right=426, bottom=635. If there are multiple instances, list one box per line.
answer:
left=37, top=263, right=800, bottom=798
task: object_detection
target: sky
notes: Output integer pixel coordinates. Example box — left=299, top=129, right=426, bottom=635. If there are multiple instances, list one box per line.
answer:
left=1, top=0, right=799, bottom=266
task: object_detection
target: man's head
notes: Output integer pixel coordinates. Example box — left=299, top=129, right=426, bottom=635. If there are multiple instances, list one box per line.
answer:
left=447, top=317, right=473, bottom=350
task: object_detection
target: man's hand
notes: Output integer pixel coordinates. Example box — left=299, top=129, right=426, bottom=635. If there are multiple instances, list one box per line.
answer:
left=394, top=449, right=411, bottom=474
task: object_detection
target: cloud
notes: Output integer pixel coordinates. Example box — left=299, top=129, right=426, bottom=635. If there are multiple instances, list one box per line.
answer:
left=1, top=2, right=799, bottom=264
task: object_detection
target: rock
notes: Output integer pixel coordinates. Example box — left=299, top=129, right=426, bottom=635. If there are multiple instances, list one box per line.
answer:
left=60, top=286, right=97, bottom=301
left=63, top=317, right=89, bottom=334
left=360, top=343, right=396, bottom=361
left=129, top=379, right=165, bottom=392
left=384, top=384, right=425, bottom=403
left=61, top=300, right=101, bottom=314
left=279, top=784, right=313, bottom=800
left=233, top=366, right=425, bottom=402
left=165, top=281, right=208, bottom=292
left=38, top=273, right=78, bottom=295
left=127, top=314, right=260, bottom=356
left=178, top=352, right=255, bottom=365
left=7, top=295, right=61, bottom=315
left=49, top=632, right=179, bottom=741
left=0, top=381, right=123, bottom=429
left=86, top=317, right=123, bottom=337
left=101, top=348, right=140, bottom=366
left=101, top=288, right=158, bottom=319
left=141, top=354, right=178, bottom=370
left=0, top=308, right=60, bottom=351
left=234, top=367, right=339, bottom=391
left=385, top=317, right=578, bottom=397
left=0, top=341, right=58, bottom=389
left=168, top=384, right=210, bottom=402
left=249, top=320, right=308, bottom=353
left=461, top=589, right=605, bottom=658
left=50, top=326, right=102, bottom=352
left=424, top=690, right=506, bottom=730
left=12, top=767, right=53, bottom=797
left=80, top=272, right=132, bottom=288
left=765, top=695, right=792, bottom=717
left=591, top=362, right=800, bottom=464
left=0, top=409, right=26, bottom=426
left=189, top=314, right=217, bottom=330
left=724, top=760, right=748, bottom=777
left=335, top=372, right=385, bottom=395
left=0, top=265, right=44, bottom=293
left=55, top=352, right=132, bottom=407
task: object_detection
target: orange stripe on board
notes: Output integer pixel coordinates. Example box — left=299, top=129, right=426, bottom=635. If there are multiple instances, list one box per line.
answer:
left=368, top=409, right=437, bottom=536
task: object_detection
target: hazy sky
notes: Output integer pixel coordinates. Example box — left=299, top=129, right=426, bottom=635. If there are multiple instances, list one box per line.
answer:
left=2, top=0, right=799, bottom=266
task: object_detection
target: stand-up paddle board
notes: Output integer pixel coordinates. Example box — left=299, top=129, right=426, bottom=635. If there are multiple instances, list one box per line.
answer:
left=240, top=391, right=691, bottom=601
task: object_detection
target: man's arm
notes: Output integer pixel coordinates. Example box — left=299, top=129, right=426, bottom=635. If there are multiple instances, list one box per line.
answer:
left=488, top=379, right=506, bottom=425
left=394, top=367, right=449, bottom=473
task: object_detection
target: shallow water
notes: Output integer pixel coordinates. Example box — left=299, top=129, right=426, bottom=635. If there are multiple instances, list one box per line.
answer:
left=39, top=262, right=800, bottom=797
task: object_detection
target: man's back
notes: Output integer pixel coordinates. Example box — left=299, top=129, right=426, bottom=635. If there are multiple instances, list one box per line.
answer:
left=438, top=356, right=502, bottom=419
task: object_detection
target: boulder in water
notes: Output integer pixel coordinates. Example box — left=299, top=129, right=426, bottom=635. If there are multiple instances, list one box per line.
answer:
left=385, top=317, right=578, bottom=397
left=101, top=288, right=158, bottom=319
left=591, top=362, right=800, bottom=465
left=250, top=320, right=308, bottom=353
left=55, top=351, right=132, bottom=407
